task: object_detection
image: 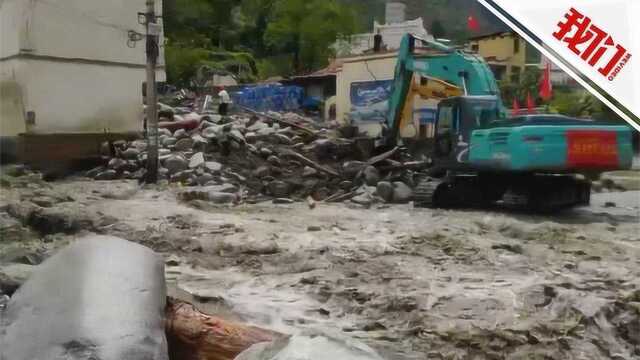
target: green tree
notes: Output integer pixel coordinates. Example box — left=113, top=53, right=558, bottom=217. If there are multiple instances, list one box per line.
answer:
left=264, top=0, right=359, bottom=74
left=499, top=67, right=541, bottom=106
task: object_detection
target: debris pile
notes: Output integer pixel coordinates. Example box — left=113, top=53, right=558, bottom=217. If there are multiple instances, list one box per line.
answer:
left=87, top=110, right=427, bottom=206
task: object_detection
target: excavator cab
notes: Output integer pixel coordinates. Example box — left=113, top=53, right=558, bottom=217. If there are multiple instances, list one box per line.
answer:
left=433, top=95, right=500, bottom=165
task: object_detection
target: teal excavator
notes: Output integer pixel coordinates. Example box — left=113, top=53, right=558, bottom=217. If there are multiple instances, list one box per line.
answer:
left=382, top=34, right=634, bottom=211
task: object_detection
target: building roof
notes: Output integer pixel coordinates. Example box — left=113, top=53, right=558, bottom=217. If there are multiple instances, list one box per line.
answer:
left=286, top=59, right=344, bottom=81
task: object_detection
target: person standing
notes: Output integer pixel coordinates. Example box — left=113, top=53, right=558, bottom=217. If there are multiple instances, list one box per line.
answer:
left=217, top=86, right=232, bottom=116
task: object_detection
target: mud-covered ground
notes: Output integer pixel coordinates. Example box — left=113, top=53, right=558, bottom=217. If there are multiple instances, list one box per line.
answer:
left=1, top=174, right=639, bottom=359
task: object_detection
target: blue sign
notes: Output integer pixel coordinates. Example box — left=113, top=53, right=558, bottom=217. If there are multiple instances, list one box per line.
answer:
left=349, top=80, right=393, bottom=123
left=415, top=109, right=437, bottom=124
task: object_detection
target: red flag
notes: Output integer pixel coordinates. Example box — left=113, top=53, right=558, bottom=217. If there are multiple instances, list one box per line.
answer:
left=512, top=98, right=520, bottom=116
left=527, top=92, right=535, bottom=113
left=539, top=62, right=553, bottom=100
left=467, top=15, right=480, bottom=32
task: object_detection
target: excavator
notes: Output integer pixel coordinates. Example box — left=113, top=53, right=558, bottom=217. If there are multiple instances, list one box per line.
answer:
left=382, top=34, right=634, bottom=211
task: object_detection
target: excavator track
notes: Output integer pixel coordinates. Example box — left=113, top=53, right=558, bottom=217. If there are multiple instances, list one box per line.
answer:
left=415, top=173, right=591, bottom=212
left=503, top=175, right=591, bottom=212
left=413, top=177, right=445, bottom=208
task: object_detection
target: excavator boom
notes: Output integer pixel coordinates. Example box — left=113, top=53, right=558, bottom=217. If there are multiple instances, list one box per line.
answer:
left=385, top=34, right=502, bottom=145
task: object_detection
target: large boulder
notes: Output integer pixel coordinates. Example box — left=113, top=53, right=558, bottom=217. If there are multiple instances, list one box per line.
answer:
left=1, top=236, right=168, bottom=360
left=363, top=166, right=380, bottom=186
left=189, top=152, right=205, bottom=169
left=164, top=155, right=188, bottom=175
left=376, top=181, right=394, bottom=202
left=392, top=182, right=413, bottom=203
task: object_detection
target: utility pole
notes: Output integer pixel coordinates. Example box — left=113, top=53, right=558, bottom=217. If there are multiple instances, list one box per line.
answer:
left=144, top=0, right=160, bottom=183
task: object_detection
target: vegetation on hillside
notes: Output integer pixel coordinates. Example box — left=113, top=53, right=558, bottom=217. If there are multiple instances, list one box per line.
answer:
left=163, top=0, right=360, bottom=86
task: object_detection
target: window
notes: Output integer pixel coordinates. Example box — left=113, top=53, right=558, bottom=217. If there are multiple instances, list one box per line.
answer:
left=511, top=66, right=521, bottom=83
left=513, top=37, right=520, bottom=53
left=489, top=65, right=507, bottom=80
left=438, top=106, right=454, bottom=135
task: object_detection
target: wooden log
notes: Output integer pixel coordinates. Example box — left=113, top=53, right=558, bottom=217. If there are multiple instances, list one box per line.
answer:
left=280, top=149, right=340, bottom=177
left=165, top=298, right=283, bottom=360
left=159, top=118, right=200, bottom=132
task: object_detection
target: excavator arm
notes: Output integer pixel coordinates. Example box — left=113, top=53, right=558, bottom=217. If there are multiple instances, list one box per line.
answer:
left=385, top=34, right=502, bottom=146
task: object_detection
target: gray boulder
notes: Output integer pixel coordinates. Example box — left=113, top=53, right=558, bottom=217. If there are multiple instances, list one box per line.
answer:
left=376, top=181, right=394, bottom=202
left=207, top=192, right=237, bottom=204
left=174, top=138, right=194, bottom=152
left=204, top=161, right=223, bottom=174
left=1, top=236, right=168, bottom=360
left=173, top=128, right=188, bottom=139
left=342, top=161, right=366, bottom=179
left=121, top=148, right=140, bottom=160
left=95, top=170, right=118, bottom=181
left=268, top=180, right=290, bottom=197
left=363, top=166, right=380, bottom=186
left=303, top=166, right=318, bottom=177
left=392, top=182, right=413, bottom=203
left=162, top=137, right=178, bottom=147
left=189, top=152, right=205, bottom=169
left=164, top=155, right=188, bottom=174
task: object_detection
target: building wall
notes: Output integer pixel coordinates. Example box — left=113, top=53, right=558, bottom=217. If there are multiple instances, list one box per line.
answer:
left=336, top=53, right=397, bottom=135
left=0, top=0, right=165, bottom=139
left=470, top=33, right=526, bottom=82
left=2, top=59, right=150, bottom=134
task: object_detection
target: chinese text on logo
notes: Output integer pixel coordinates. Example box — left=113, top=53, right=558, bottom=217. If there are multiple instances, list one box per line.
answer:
left=553, top=8, right=632, bottom=81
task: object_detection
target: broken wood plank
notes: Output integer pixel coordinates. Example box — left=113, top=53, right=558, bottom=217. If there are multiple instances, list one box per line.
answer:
left=366, top=146, right=399, bottom=166
left=280, top=149, right=340, bottom=177
left=377, top=161, right=431, bottom=172
left=325, top=190, right=361, bottom=203
left=166, top=298, right=283, bottom=360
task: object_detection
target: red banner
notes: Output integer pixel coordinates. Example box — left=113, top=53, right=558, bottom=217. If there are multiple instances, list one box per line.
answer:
left=566, top=130, right=619, bottom=168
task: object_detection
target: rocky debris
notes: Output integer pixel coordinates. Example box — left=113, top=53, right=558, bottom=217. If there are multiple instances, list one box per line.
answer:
left=174, top=138, right=194, bottom=152
left=392, top=182, right=413, bottom=203
left=0, top=245, right=45, bottom=265
left=204, top=161, right=223, bottom=174
left=178, top=187, right=238, bottom=205
left=0, top=212, right=32, bottom=243
left=376, top=181, right=394, bottom=202
left=90, top=110, right=428, bottom=207
left=303, top=166, right=318, bottom=177
left=1, top=164, right=27, bottom=177
left=363, top=166, right=380, bottom=186
left=165, top=154, right=189, bottom=174
left=273, top=198, right=294, bottom=204
left=0, top=264, right=35, bottom=296
left=121, top=147, right=140, bottom=160
left=268, top=181, right=290, bottom=198
left=7, top=201, right=98, bottom=235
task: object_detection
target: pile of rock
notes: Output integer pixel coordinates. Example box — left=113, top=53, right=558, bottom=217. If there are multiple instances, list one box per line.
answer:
left=86, top=111, right=422, bottom=206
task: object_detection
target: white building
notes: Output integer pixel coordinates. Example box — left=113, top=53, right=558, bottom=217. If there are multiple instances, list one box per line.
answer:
left=0, top=0, right=165, bottom=163
left=335, top=18, right=432, bottom=57
left=333, top=2, right=433, bottom=57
